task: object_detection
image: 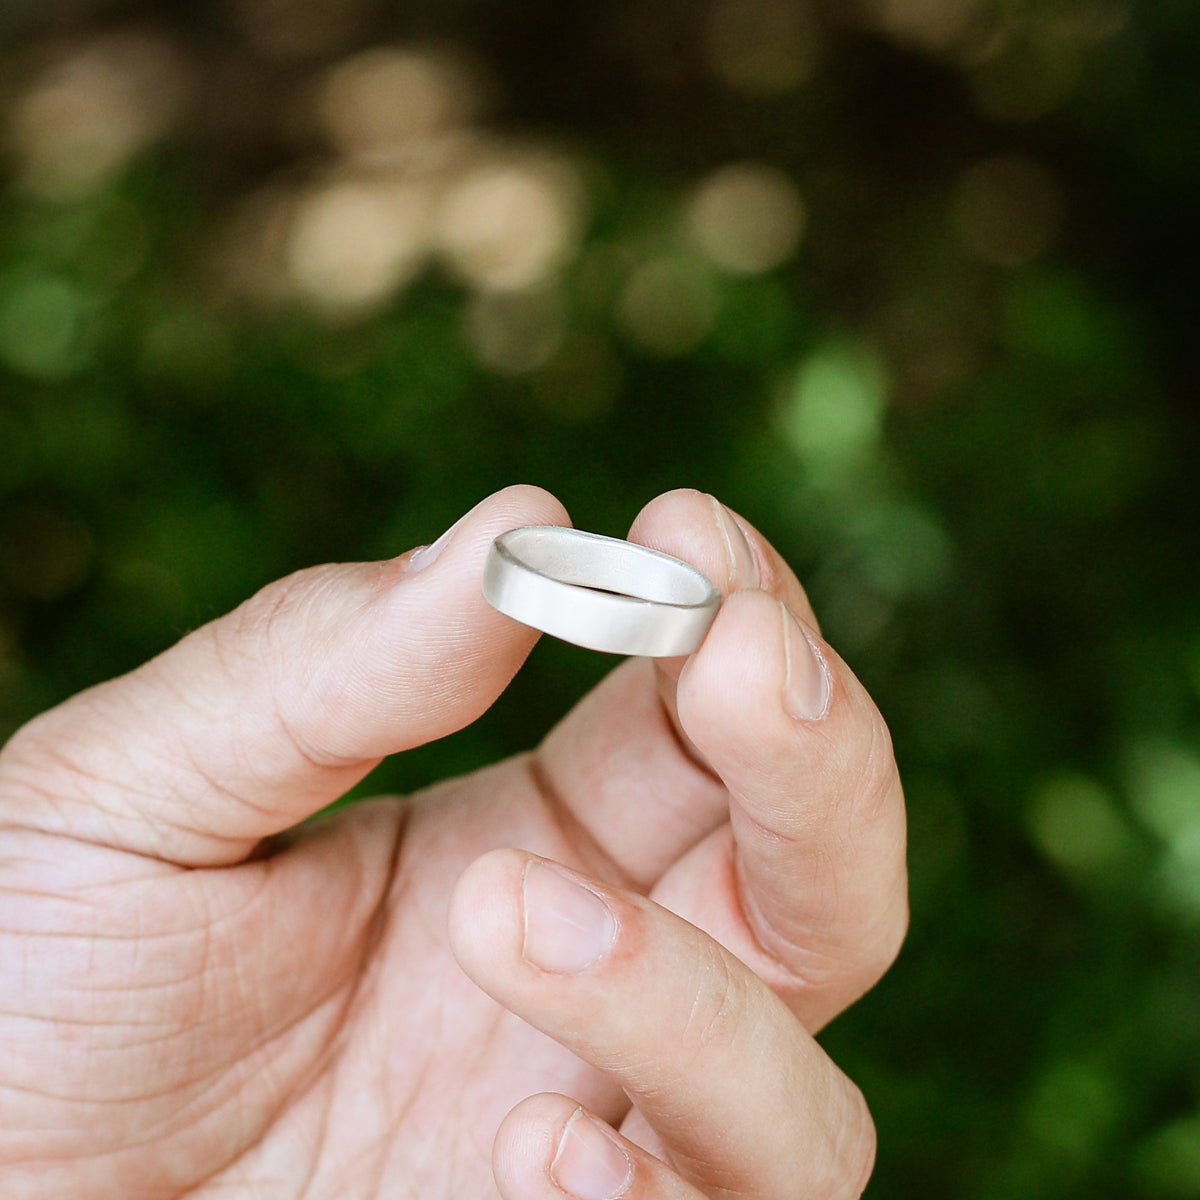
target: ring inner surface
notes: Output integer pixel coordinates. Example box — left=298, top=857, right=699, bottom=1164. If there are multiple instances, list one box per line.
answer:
left=507, top=529, right=709, bottom=607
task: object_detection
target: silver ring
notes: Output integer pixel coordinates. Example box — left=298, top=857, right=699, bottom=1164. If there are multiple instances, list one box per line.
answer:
left=483, top=526, right=722, bottom=657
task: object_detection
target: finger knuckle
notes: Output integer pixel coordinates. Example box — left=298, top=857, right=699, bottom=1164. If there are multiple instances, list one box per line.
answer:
left=683, top=944, right=748, bottom=1053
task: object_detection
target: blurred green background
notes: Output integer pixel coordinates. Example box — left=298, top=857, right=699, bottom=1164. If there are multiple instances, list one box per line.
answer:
left=2, top=0, right=1199, bottom=1194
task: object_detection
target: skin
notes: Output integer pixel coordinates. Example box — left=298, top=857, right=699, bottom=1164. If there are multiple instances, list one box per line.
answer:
left=0, top=485, right=907, bottom=1200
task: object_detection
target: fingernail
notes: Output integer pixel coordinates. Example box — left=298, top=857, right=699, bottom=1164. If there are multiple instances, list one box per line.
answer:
left=522, top=861, right=616, bottom=973
left=408, top=501, right=481, bottom=572
left=551, top=1108, right=633, bottom=1200
left=781, top=602, right=832, bottom=721
left=711, top=495, right=760, bottom=589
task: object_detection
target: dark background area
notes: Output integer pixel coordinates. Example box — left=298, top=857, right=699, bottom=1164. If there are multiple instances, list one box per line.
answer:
left=3, top=0, right=1200, bottom=1194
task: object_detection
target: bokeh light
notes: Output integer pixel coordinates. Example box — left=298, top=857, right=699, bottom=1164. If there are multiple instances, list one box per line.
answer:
left=702, top=0, right=820, bottom=94
left=313, top=46, right=482, bottom=162
left=434, top=154, right=585, bottom=293
left=0, top=270, right=94, bottom=380
left=231, top=0, right=377, bottom=60
left=686, top=161, right=806, bottom=275
left=8, top=32, right=185, bottom=200
left=286, top=175, right=433, bottom=312
left=1027, top=772, right=1136, bottom=879
left=953, top=153, right=1066, bottom=267
left=781, top=340, right=888, bottom=475
left=529, top=332, right=623, bottom=424
left=464, top=285, right=565, bottom=375
left=1134, top=1113, right=1200, bottom=1198
left=1124, top=737, right=1200, bottom=851
left=862, top=0, right=991, bottom=54
left=615, top=257, right=718, bottom=357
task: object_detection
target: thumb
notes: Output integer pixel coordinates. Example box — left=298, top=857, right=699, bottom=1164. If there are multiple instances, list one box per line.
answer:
left=0, top=485, right=569, bottom=867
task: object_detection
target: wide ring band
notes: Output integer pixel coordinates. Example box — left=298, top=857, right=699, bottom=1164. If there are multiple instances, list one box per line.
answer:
left=483, top=526, right=722, bottom=657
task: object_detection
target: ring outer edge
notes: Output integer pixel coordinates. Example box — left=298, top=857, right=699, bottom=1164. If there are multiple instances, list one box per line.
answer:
left=482, top=527, right=721, bottom=657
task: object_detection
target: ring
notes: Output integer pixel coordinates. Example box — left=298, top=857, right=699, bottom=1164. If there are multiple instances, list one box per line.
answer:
left=483, top=526, right=722, bottom=657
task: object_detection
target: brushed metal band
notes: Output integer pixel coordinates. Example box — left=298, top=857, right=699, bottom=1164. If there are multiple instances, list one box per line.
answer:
left=483, top=526, right=722, bottom=657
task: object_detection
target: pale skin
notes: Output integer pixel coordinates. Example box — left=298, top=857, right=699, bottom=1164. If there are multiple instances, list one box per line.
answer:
left=0, top=486, right=908, bottom=1200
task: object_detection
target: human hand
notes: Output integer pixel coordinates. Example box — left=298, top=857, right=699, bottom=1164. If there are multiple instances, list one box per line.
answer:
left=0, top=485, right=906, bottom=1199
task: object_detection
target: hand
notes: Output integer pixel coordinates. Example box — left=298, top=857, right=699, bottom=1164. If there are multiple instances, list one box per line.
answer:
left=0, top=486, right=907, bottom=1200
